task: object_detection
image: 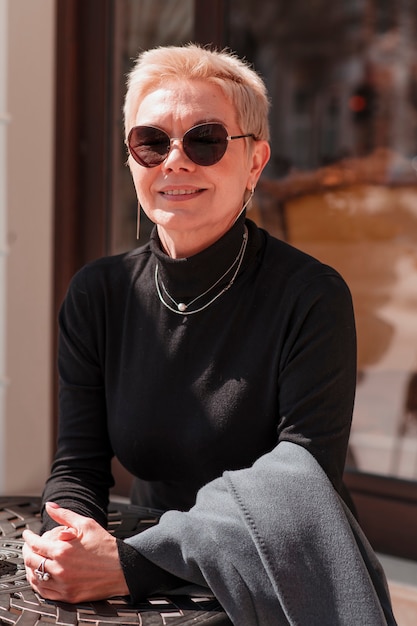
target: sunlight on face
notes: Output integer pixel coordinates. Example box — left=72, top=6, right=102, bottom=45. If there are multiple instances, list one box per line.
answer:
left=128, top=79, right=269, bottom=256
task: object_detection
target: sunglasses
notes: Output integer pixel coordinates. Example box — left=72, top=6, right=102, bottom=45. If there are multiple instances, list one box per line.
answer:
left=127, top=122, right=255, bottom=168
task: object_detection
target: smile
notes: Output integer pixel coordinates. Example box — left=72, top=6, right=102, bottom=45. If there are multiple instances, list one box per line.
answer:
left=161, top=189, right=202, bottom=196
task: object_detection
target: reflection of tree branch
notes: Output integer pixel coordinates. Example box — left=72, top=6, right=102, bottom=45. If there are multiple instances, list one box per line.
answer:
left=259, top=148, right=417, bottom=203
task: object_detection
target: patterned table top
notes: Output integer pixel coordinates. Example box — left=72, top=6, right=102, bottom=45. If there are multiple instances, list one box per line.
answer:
left=0, top=497, right=230, bottom=625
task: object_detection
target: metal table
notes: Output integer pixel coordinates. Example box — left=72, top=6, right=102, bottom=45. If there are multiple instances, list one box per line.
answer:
left=0, top=497, right=231, bottom=625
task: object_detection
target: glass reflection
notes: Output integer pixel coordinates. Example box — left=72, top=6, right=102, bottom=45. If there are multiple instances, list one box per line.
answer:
left=229, top=0, right=417, bottom=479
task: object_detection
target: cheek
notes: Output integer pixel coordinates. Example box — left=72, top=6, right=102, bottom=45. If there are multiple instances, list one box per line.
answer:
left=212, top=164, right=249, bottom=201
left=129, top=163, right=152, bottom=201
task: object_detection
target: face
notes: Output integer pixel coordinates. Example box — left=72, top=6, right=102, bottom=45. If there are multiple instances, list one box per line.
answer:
left=127, top=79, right=270, bottom=257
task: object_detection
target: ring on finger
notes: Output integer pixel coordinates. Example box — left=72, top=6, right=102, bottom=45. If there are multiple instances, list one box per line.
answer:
left=34, top=557, right=51, bottom=582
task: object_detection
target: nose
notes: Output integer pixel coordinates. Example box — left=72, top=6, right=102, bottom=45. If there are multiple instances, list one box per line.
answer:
left=163, top=138, right=194, bottom=170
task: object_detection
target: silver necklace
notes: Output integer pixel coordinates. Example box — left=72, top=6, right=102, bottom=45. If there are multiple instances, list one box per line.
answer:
left=155, top=226, right=248, bottom=315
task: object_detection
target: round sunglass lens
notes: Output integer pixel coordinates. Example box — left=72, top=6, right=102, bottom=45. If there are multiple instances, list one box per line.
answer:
left=129, top=127, right=170, bottom=167
left=184, top=124, right=228, bottom=166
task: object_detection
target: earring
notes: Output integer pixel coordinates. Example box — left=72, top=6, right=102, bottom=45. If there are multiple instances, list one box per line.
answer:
left=243, top=184, right=255, bottom=212
left=233, top=185, right=255, bottom=225
left=136, top=203, right=141, bottom=240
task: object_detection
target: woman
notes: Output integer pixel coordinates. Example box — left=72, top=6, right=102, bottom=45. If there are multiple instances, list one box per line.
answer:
left=22, top=44, right=396, bottom=625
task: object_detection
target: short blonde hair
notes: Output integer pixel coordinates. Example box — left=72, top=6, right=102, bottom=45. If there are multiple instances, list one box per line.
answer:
left=124, top=43, right=270, bottom=142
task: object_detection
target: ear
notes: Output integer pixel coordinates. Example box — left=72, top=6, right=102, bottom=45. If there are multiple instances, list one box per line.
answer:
left=247, top=140, right=270, bottom=189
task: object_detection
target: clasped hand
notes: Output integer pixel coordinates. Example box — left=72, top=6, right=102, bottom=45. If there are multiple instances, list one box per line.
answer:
left=22, top=502, right=129, bottom=603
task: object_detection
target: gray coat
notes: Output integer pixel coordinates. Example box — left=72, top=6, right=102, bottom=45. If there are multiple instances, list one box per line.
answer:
left=125, top=442, right=397, bottom=625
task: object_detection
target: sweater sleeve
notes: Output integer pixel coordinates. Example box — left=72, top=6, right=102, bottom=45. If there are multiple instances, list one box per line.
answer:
left=116, top=539, right=187, bottom=597
left=275, top=267, right=357, bottom=493
left=41, top=266, right=113, bottom=531
left=121, top=442, right=396, bottom=626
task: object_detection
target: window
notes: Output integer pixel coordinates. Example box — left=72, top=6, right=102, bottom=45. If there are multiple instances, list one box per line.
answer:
left=54, top=0, right=417, bottom=556
left=228, top=0, right=417, bottom=482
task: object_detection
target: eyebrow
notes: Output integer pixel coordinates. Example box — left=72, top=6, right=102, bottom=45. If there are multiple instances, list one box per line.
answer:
left=194, top=118, right=225, bottom=125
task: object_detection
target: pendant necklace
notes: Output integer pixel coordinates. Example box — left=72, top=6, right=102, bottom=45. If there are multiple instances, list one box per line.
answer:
left=155, top=226, right=248, bottom=315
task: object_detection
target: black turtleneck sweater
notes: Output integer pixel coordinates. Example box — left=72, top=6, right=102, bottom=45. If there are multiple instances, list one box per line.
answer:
left=42, top=216, right=356, bottom=598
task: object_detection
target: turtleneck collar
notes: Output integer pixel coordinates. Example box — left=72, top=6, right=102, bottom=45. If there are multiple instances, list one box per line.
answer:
left=149, top=213, right=259, bottom=303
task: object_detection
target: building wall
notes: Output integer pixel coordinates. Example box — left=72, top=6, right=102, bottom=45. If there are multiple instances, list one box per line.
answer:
left=3, top=0, right=55, bottom=493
